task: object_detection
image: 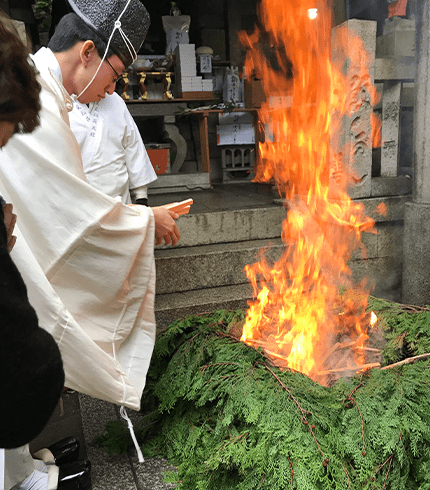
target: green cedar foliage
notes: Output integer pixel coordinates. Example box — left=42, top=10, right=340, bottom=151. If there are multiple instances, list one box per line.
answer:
left=95, top=301, right=430, bottom=489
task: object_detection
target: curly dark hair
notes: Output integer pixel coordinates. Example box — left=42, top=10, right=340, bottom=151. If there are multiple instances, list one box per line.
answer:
left=0, top=15, right=41, bottom=134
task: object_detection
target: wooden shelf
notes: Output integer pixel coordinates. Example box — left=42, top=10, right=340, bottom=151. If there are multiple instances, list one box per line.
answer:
left=125, top=98, right=217, bottom=104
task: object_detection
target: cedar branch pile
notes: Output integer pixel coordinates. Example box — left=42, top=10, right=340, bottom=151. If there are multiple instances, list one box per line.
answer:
left=96, top=298, right=430, bottom=489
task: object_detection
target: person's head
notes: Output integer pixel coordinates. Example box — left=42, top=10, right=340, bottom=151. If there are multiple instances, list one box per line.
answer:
left=49, top=0, right=150, bottom=104
left=0, top=14, right=41, bottom=148
left=49, top=13, right=123, bottom=103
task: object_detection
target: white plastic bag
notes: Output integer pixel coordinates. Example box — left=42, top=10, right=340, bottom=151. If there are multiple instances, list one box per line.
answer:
left=162, top=14, right=191, bottom=55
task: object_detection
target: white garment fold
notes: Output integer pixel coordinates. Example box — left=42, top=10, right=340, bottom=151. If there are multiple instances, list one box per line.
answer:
left=0, top=47, right=156, bottom=410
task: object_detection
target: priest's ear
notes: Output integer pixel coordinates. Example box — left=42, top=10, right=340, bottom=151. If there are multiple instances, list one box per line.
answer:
left=80, top=40, right=97, bottom=66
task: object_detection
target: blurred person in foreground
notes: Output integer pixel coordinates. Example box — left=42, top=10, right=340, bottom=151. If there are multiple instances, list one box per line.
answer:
left=0, top=14, right=76, bottom=490
left=0, top=0, right=180, bottom=477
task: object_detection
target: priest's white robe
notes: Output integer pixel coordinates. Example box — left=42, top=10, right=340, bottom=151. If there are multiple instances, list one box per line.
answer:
left=69, top=92, right=157, bottom=203
left=0, top=47, right=156, bottom=411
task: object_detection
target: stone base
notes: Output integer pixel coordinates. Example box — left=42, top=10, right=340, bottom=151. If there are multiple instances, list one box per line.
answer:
left=402, top=201, right=430, bottom=305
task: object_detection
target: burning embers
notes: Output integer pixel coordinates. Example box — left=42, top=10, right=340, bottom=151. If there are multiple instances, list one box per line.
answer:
left=239, top=0, right=383, bottom=385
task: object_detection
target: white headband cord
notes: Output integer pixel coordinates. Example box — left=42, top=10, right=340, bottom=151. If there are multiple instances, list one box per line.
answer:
left=76, top=0, right=137, bottom=100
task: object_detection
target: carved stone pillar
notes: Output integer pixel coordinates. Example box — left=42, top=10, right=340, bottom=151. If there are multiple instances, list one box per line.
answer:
left=403, top=0, right=430, bottom=304
left=331, top=19, right=377, bottom=199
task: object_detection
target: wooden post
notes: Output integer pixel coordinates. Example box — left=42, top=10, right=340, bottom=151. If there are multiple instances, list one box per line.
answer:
left=198, top=111, right=211, bottom=175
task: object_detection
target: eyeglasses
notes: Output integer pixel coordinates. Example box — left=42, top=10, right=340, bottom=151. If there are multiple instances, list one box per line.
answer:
left=105, top=58, right=123, bottom=84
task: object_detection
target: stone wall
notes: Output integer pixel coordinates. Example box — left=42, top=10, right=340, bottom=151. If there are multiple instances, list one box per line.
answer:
left=350, top=197, right=407, bottom=302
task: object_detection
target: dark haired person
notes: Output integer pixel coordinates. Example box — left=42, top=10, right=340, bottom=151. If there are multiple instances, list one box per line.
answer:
left=0, top=0, right=179, bottom=432
left=0, top=19, right=40, bottom=136
left=52, top=8, right=159, bottom=207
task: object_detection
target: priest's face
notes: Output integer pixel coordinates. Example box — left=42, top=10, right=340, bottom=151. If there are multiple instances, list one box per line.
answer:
left=77, top=49, right=125, bottom=104
left=0, top=122, right=15, bottom=149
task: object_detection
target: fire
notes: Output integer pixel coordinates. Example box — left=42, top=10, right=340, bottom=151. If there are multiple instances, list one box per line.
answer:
left=240, top=0, right=381, bottom=384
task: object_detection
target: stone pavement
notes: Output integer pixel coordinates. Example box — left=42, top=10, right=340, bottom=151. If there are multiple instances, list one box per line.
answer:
left=79, top=394, right=177, bottom=490
left=31, top=391, right=177, bottom=490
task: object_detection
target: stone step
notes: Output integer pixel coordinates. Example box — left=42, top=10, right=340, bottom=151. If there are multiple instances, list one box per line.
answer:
left=158, top=206, right=285, bottom=248
left=155, top=283, right=255, bottom=329
left=155, top=238, right=285, bottom=295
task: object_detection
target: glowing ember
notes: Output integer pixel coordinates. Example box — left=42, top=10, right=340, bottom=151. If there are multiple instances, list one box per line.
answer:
left=239, top=0, right=381, bottom=384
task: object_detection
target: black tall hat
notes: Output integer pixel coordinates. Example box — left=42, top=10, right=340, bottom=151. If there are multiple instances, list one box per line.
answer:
left=67, top=0, right=150, bottom=68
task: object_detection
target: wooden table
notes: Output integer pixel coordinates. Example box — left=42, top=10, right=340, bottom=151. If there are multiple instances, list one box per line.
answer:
left=125, top=99, right=221, bottom=192
left=189, top=108, right=261, bottom=175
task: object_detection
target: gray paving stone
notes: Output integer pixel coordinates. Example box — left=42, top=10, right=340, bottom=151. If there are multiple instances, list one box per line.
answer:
left=131, top=456, right=177, bottom=490
left=126, top=409, right=177, bottom=490
left=79, top=394, right=137, bottom=490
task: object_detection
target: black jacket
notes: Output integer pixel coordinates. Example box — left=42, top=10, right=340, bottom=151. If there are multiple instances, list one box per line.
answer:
left=0, top=205, right=64, bottom=448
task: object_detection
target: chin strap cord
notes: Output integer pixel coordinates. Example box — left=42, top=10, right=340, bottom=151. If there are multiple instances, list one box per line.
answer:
left=120, top=405, right=144, bottom=463
left=76, top=0, right=137, bottom=100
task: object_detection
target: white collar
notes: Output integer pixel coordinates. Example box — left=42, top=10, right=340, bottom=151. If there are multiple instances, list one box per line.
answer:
left=32, top=47, right=63, bottom=84
left=32, top=47, right=73, bottom=114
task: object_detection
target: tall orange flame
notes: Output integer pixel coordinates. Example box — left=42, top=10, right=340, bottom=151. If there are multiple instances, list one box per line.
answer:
left=240, top=0, right=380, bottom=383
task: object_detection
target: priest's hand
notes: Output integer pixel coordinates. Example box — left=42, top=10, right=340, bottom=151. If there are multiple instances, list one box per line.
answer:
left=3, top=203, right=17, bottom=252
left=152, top=206, right=180, bottom=246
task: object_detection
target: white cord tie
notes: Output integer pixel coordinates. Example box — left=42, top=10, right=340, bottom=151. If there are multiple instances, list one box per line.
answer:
left=120, top=405, right=144, bottom=463
left=76, top=0, right=137, bottom=100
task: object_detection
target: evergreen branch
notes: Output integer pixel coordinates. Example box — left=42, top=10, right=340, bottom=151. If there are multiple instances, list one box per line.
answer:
left=97, top=306, right=430, bottom=489
left=346, top=381, right=364, bottom=398
left=199, top=362, right=240, bottom=373
left=257, top=361, right=325, bottom=459
left=390, top=303, right=430, bottom=314
left=382, top=454, right=394, bottom=489
left=349, top=396, right=366, bottom=456
left=380, top=352, right=430, bottom=370
left=341, top=460, right=352, bottom=490
left=189, top=418, right=195, bottom=443
left=375, top=454, right=394, bottom=475
left=288, top=455, right=294, bottom=490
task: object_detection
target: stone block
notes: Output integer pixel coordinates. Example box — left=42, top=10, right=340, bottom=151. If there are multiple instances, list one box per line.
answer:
left=374, top=57, right=415, bottom=81
left=350, top=256, right=402, bottom=301
left=370, top=176, right=412, bottom=197
left=401, top=82, right=415, bottom=107
left=376, top=18, right=416, bottom=57
left=402, top=202, right=430, bottom=305
left=331, top=20, right=377, bottom=199
left=154, top=239, right=285, bottom=294
left=155, top=284, right=254, bottom=329
left=350, top=231, right=378, bottom=261
left=377, top=222, right=404, bottom=258
left=166, top=207, right=285, bottom=248
left=357, top=195, right=407, bottom=222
